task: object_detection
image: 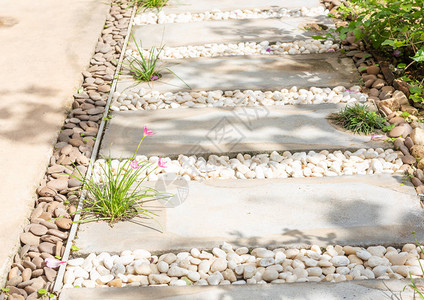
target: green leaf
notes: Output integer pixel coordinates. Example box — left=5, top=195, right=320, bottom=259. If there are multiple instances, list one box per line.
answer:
left=409, top=86, right=423, bottom=94
left=38, top=288, right=48, bottom=295
left=382, top=39, right=395, bottom=46
left=55, top=255, right=62, bottom=259
left=412, top=48, right=424, bottom=62
left=71, top=245, right=80, bottom=252
left=77, top=88, right=83, bottom=94
left=1, top=288, right=10, bottom=293
left=397, top=63, right=407, bottom=69
left=382, top=124, right=395, bottom=132
left=401, top=112, right=410, bottom=118
left=312, top=35, right=326, bottom=40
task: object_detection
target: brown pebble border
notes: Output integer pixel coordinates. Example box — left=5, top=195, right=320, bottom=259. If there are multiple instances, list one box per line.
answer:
left=322, top=0, right=423, bottom=199
left=1, top=1, right=133, bottom=299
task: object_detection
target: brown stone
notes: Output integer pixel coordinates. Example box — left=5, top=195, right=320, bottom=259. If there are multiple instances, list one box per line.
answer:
left=7, top=275, right=23, bottom=286
left=393, top=79, right=410, bottom=97
left=21, top=261, right=36, bottom=271
left=29, top=224, right=48, bottom=236
left=107, top=278, right=123, bottom=287
left=46, top=179, right=68, bottom=191
left=411, top=145, right=424, bottom=159
left=405, top=137, right=415, bottom=149
left=47, top=229, right=68, bottom=239
left=389, top=117, right=405, bottom=125
left=38, top=242, right=55, bottom=254
left=366, top=65, right=380, bottom=75
left=32, top=256, right=44, bottom=269
left=401, top=155, right=417, bottom=165
left=37, top=187, right=56, bottom=197
left=55, top=218, right=72, bottom=230
left=393, top=90, right=410, bottom=106
left=43, top=267, right=57, bottom=282
left=38, top=212, right=53, bottom=221
left=401, top=105, right=418, bottom=116
left=22, top=268, right=32, bottom=282
left=388, top=124, right=412, bottom=138
left=20, top=233, right=40, bottom=247
left=411, top=128, right=424, bottom=145
left=399, top=145, right=410, bottom=156
left=372, top=79, right=386, bottom=89
left=416, top=169, right=424, bottom=183
left=393, top=138, right=405, bottom=150
left=416, top=185, right=424, bottom=195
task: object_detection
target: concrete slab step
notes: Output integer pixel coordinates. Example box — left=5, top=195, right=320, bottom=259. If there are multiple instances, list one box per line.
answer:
left=75, top=175, right=423, bottom=255
left=117, top=54, right=359, bottom=93
left=59, top=279, right=423, bottom=300
left=132, top=17, right=333, bottom=48
left=159, top=0, right=322, bottom=14
left=100, top=104, right=386, bottom=158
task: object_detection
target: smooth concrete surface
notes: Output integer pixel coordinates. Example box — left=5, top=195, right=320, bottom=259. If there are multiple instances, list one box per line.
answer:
left=132, top=17, right=333, bottom=48
left=117, top=54, right=359, bottom=93
left=100, top=104, right=387, bottom=158
left=59, top=279, right=424, bottom=300
left=0, top=0, right=111, bottom=286
left=160, top=0, right=322, bottom=14
left=75, top=175, right=424, bottom=254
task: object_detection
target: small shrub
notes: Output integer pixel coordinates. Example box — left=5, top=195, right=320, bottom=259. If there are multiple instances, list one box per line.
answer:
left=333, top=104, right=386, bottom=135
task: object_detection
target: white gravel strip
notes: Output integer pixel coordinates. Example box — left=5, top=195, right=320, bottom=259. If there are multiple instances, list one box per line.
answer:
left=92, top=149, right=402, bottom=182
left=62, top=242, right=423, bottom=288
left=134, top=7, right=328, bottom=25
left=110, top=86, right=367, bottom=112
left=126, top=40, right=339, bottom=60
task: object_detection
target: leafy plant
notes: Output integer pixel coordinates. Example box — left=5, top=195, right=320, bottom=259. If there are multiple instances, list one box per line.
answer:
left=334, top=104, right=386, bottom=134
left=38, top=288, right=56, bottom=299
left=71, top=245, right=79, bottom=252
left=72, top=126, right=171, bottom=223
left=401, top=75, right=424, bottom=103
left=337, top=0, right=424, bottom=71
left=122, top=36, right=190, bottom=89
left=382, top=124, right=395, bottom=132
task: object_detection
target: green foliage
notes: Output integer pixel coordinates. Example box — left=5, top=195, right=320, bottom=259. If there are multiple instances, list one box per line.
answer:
left=38, top=289, right=56, bottom=299
left=401, top=75, right=424, bottom=103
left=337, top=0, right=424, bottom=70
left=71, top=245, right=79, bottom=252
left=382, top=124, right=395, bottom=132
left=334, top=104, right=386, bottom=134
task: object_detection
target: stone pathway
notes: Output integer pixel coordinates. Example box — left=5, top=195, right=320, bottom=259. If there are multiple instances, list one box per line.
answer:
left=55, top=0, right=424, bottom=299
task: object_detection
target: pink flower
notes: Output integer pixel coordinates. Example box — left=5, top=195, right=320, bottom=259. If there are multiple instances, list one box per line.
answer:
left=371, top=134, right=383, bottom=141
left=393, top=50, right=401, bottom=57
left=130, top=160, right=141, bottom=169
left=266, top=48, right=271, bottom=53
left=327, top=49, right=336, bottom=53
left=143, top=125, right=155, bottom=136
left=158, top=158, right=167, bottom=168
left=151, top=75, right=159, bottom=81
left=346, top=89, right=359, bottom=94
left=45, top=258, right=66, bottom=269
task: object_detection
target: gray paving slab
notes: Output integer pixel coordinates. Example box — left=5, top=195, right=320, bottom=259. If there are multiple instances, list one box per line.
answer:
left=100, top=104, right=387, bottom=158
left=59, top=279, right=424, bottom=300
left=132, top=16, right=334, bottom=48
left=117, top=54, right=360, bottom=93
left=159, top=0, right=322, bottom=14
left=75, top=175, right=424, bottom=255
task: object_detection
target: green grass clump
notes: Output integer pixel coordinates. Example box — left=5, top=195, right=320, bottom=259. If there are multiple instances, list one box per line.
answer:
left=128, top=0, right=168, bottom=12
left=122, top=36, right=164, bottom=82
left=334, top=104, right=386, bottom=135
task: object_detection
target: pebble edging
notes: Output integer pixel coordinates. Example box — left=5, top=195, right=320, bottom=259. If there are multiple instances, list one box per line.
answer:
left=134, top=7, right=329, bottom=25
left=62, top=242, right=424, bottom=288
left=110, top=86, right=367, bottom=112
left=92, top=148, right=404, bottom=182
left=2, top=1, right=132, bottom=299
left=126, top=39, right=340, bottom=60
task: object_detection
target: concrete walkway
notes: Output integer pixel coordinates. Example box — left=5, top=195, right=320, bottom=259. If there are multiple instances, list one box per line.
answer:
left=0, top=0, right=111, bottom=285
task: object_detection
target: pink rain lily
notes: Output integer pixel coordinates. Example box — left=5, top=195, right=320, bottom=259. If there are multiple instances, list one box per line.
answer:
left=45, top=258, right=66, bottom=269
left=158, top=158, right=167, bottom=168
left=151, top=75, right=159, bottom=81
left=346, top=89, right=359, bottom=94
left=327, top=49, right=336, bottom=53
left=143, top=125, right=155, bottom=136
left=130, top=160, right=141, bottom=169
left=393, top=50, right=401, bottom=57
left=266, top=48, right=271, bottom=53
